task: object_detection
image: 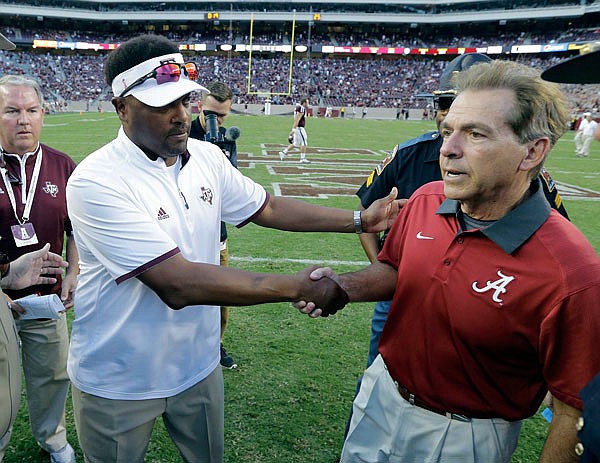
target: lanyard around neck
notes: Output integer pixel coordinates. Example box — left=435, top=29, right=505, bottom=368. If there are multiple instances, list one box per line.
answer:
left=1, top=145, right=43, bottom=225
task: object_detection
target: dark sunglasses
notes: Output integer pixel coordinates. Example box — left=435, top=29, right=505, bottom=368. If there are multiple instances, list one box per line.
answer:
left=0, top=156, right=22, bottom=184
left=7, top=171, right=20, bottom=184
left=119, top=61, right=199, bottom=98
left=433, top=94, right=455, bottom=111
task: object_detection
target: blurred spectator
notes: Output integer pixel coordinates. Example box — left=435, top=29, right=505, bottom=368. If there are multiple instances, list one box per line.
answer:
left=0, top=29, right=598, bottom=114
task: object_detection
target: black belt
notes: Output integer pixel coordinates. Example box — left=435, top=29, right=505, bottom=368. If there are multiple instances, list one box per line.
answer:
left=395, top=382, right=471, bottom=422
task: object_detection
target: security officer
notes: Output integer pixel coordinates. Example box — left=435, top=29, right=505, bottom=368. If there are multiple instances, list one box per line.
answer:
left=349, top=52, right=570, bottom=438
left=578, top=374, right=600, bottom=463
left=543, top=43, right=600, bottom=463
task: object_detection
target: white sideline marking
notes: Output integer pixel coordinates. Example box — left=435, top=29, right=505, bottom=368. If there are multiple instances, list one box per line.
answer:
left=230, top=256, right=369, bottom=267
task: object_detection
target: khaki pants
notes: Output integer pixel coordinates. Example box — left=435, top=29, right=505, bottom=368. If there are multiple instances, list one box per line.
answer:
left=575, top=130, right=583, bottom=153
left=72, top=365, right=224, bottom=463
left=15, top=315, right=70, bottom=453
left=342, top=355, right=522, bottom=463
left=581, top=134, right=594, bottom=157
left=0, top=291, right=21, bottom=462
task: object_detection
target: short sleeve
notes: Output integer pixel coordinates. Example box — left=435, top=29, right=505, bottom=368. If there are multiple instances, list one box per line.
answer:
left=67, top=174, right=178, bottom=282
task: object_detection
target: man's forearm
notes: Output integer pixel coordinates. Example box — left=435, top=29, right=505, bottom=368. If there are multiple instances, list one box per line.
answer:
left=358, top=203, right=381, bottom=263
left=65, top=235, right=80, bottom=276
left=253, top=197, right=356, bottom=233
left=358, top=232, right=380, bottom=263
left=338, top=260, right=397, bottom=302
left=539, top=399, right=580, bottom=463
left=139, top=255, right=347, bottom=311
left=142, top=262, right=299, bottom=309
left=255, top=192, right=399, bottom=235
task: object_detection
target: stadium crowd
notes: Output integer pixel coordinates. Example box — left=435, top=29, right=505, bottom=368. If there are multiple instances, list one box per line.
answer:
left=0, top=46, right=598, bottom=116
left=1, top=23, right=600, bottom=115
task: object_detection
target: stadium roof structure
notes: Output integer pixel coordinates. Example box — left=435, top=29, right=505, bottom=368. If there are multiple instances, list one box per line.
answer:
left=2, top=0, right=600, bottom=60
left=1, top=0, right=598, bottom=24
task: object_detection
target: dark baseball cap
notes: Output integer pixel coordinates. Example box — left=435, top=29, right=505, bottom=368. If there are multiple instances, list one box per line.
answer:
left=432, top=53, right=492, bottom=110
left=0, top=32, right=15, bottom=50
left=541, top=43, right=600, bottom=84
left=436, top=53, right=492, bottom=93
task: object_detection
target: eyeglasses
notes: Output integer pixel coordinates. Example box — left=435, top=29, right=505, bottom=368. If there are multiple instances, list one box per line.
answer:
left=119, top=61, right=199, bottom=98
left=433, top=94, right=455, bottom=111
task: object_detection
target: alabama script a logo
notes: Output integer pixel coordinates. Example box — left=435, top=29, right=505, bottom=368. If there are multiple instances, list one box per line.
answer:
left=471, top=270, right=515, bottom=303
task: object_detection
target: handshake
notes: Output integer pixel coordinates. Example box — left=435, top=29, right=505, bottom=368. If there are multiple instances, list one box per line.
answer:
left=294, top=266, right=347, bottom=318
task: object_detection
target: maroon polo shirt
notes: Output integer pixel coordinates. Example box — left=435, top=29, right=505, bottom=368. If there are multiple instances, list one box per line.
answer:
left=378, top=180, right=600, bottom=421
left=0, top=144, right=76, bottom=299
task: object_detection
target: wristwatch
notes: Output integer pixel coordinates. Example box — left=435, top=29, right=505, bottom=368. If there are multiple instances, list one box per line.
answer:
left=0, top=252, right=10, bottom=279
left=353, top=210, right=363, bottom=234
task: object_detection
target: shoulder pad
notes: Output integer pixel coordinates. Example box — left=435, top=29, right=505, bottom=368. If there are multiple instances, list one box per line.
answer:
left=373, top=131, right=440, bottom=177
left=540, top=167, right=556, bottom=191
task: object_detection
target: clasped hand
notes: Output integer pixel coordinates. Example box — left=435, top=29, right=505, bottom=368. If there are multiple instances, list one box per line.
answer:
left=294, top=266, right=345, bottom=318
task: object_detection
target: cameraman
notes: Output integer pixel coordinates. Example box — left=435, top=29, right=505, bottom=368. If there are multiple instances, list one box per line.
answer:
left=189, top=81, right=239, bottom=369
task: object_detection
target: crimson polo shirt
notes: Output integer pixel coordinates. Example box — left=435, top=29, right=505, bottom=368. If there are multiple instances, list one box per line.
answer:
left=0, top=144, right=76, bottom=300
left=378, top=180, right=600, bottom=421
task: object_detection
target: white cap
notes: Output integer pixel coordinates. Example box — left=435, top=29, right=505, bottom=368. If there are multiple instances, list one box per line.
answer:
left=111, top=53, right=208, bottom=107
left=584, top=112, right=592, bottom=116
left=0, top=32, right=15, bottom=50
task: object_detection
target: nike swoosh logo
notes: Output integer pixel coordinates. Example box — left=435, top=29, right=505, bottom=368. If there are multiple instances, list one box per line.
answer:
left=416, top=231, right=435, bottom=240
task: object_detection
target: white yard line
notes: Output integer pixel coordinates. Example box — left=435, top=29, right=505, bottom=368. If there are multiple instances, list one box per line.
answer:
left=230, top=256, right=369, bottom=267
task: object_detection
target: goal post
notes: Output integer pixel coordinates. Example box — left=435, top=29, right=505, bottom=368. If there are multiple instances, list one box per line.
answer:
left=246, top=12, right=295, bottom=96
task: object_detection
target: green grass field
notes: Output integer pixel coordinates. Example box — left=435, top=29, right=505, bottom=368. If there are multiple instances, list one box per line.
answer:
left=4, top=112, right=599, bottom=462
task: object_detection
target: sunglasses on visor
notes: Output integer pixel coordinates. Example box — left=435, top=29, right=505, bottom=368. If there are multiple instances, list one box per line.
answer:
left=433, top=94, right=455, bottom=111
left=119, top=62, right=199, bottom=98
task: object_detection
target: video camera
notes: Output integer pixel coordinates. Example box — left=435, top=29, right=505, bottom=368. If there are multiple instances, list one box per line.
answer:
left=202, top=110, right=241, bottom=161
left=203, top=110, right=223, bottom=144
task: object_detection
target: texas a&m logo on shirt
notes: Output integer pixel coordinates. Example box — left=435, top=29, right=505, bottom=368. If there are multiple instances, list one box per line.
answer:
left=42, top=181, right=59, bottom=198
left=199, top=186, right=213, bottom=205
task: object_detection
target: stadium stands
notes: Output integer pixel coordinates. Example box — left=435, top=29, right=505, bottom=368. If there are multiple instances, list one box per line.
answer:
left=1, top=47, right=598, bottom=116
left=0, top=0, right=599, bottom=115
